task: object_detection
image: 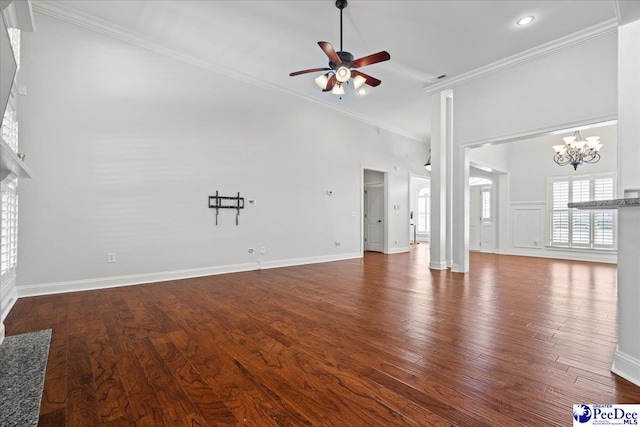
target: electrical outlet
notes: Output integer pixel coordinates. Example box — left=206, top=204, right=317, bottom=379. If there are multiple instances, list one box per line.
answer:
left=248, top=248, right=254, bottom=254
left=260, top=246, right=266, bottom=254
left=107, top=252, right=116, bottom=263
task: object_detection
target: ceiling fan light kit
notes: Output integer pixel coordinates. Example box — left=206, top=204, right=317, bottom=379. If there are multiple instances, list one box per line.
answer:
left=353, top=74, right=366, bottom=90
left=332, top=83, right=345, bottom=96
left=289, top=0, right=390, bottom=98
left=315, top=73, right=330, bottom=89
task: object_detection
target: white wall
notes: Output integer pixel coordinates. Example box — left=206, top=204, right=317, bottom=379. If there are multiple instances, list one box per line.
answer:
left=469, top=144, right=509, bottom=173
left=16, top=13, right=428, bottom=295
left=454, top=33, right=617, bottom=145
left=509, top=124, right=618, bottom=203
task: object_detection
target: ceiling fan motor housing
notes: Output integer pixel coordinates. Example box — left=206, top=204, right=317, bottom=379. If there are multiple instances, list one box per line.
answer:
left=330, top=51, right=354, bottom=69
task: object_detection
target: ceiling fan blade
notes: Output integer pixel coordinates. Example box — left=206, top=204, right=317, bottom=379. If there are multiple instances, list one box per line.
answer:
left=352, top=51, right=390, bottom=68
left=289, top=67, right=332, bottom=77
left=318, top=41, right=341, bottom=64
left=352, top=70, right=381, bottom=87
left=322, top=75, right=337, bottom=92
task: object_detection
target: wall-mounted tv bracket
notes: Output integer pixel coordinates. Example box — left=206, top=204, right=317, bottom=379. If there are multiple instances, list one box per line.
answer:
left=208, top=191, right=245, bottom=225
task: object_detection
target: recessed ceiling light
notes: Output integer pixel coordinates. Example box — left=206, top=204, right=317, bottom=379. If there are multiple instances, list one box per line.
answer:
left=517, top=15, right=535, bottom=26
left=358, top=88, right=368, bottom=95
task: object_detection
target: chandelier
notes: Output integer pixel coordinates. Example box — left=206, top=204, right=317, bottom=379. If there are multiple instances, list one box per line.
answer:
left=552, top=131, right=602, bottom=170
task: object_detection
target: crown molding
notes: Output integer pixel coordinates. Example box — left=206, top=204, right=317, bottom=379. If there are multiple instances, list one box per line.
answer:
left=31, top=1, right=424, bottom=142
left=423, top=18, right=619, bottom=95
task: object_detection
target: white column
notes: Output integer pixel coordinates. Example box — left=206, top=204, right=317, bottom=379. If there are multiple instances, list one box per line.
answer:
left=445, top=96, right=453, bottom=268
left=451, top=143, right=470, bottom=273
left=611, top=18, right=640, bottom=387
left=612, top=206, right=640, bottom=387
left=429, top=91, right=449, bottom=270
left=617, top=20, right=640, bottom=195
left=496, top=173, right=510, bottom=254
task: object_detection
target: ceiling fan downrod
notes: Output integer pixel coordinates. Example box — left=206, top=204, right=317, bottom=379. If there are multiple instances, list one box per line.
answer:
left=336, top=0, right=347, bottom=52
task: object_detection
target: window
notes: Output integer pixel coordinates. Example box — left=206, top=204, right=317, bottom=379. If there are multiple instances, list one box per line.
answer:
left=7, top=27, right=20, bottom=71
left=549, top=173, right=615, bottom=249
left=1, top=181, right=18, bottom=276
left=2, top=103, right=18, bottom=152
left=481, top=190, right=491, bottom=221
left=417, top=188, right=430, bottom=233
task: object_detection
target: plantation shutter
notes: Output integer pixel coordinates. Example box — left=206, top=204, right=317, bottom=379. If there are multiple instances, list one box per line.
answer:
left=1, top=186, right=18, bottom=276
left=593, top=177, right=615, bottom=248
left=549, top=174, right=616, bottom=250
left=571, top=179, right=591, bottom=247
left=551, top=180, right=569, bottom=245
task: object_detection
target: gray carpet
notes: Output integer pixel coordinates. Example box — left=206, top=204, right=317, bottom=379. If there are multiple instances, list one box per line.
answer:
left=0, top=329, right=52, bottom=427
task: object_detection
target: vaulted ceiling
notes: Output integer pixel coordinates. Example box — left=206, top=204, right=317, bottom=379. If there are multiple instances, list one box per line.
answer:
left=34, top=1, right=619, bottom=141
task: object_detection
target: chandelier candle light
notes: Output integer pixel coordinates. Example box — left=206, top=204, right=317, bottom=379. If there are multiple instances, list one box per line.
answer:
left=552, top=131, right=602, bottom=170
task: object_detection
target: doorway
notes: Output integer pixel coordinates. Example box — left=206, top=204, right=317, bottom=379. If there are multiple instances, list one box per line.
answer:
left=409, top=175, right=430, bottom=245
left=363, top=169, right=386, bottom=253
left=469, top=176, right=494, bottom=253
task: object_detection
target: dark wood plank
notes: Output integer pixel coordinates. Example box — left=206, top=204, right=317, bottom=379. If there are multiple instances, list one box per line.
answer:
left=150, top=336, right=238, bottom=426
left=4, top=245, right=639, bottom=426
left=84, top=319, right=137, bottom=424
left=66, top=333, right=100, bottom=427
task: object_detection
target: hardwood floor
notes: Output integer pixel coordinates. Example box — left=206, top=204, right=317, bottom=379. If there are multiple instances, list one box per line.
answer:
left=5, top=245, right=640, bottom=426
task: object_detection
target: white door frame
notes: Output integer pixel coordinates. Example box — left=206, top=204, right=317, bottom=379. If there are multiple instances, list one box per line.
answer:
left=469, top=186, right=481, bottom=251
left=361, top=167, right=389, bottom=255
left=409, top=174, right=430, bottom=245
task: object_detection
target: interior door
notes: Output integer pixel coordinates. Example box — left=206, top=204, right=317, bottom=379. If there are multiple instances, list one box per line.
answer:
left=364, top=186, right=384, bottom=252
left=480, top=188, right=494, bottom=253
left=469, top=187, right=481, bottom=251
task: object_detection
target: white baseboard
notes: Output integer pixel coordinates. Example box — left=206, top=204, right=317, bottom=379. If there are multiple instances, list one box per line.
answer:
left=0, top=322, right=4, bottom=346
left=16, top=253, right=364, bottom=298
left=429, top=261, right=447, bottom=270
left=260, top=252, right=362, bottom=270
left=17, top=262, right=258, bottom=297
left=611, top=349, right=640, bottom=388
left=1, top=284, right=18, bottom=322
left=386, top=247, right=410, bottom=255
left=508, top=248, right=616, bottom=264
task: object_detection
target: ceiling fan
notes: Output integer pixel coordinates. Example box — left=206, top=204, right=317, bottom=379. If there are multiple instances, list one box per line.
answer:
left=289, top=0, right=390, bottom=97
